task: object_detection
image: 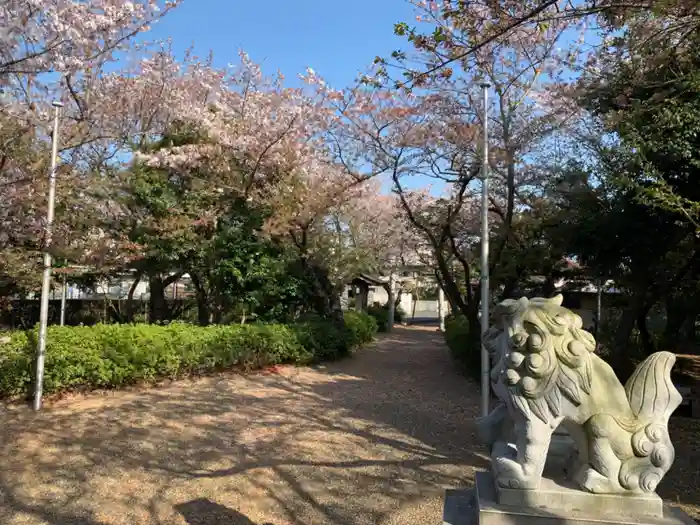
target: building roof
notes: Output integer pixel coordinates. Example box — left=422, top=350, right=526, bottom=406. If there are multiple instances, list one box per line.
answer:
left=351, top=274, right=386, bottom=286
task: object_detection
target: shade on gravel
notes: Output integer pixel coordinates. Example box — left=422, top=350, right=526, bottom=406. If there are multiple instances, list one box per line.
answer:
left=0, top=326, right=698, bottom=525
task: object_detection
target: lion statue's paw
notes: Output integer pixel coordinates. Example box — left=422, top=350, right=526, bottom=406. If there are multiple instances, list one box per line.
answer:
left=494, top=457, right=540, bottom=490
left=575, top=466, right=623, bottom=494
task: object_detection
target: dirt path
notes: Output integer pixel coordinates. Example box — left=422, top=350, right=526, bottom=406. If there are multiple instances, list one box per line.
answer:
left=0, top=326, right=698, bottom=525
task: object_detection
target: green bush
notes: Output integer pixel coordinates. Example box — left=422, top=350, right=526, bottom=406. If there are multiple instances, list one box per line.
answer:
left=367, top=303, right=406, bottom=332
left=343, top=311, right=378, bottom=346
left=0, top=330, right=32, bottom=398
left=291, top=317, right=351, bottom=361
left=291, top=311, right=376, bottom=360
left=444, top=314, right=480, bottom=380
left=0, top=316, right=375, bottom=400
left=366, top=305, right=388, bottom=331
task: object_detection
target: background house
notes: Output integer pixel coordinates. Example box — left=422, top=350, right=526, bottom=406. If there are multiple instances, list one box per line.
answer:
left=344, top=265, right=446, bottom=322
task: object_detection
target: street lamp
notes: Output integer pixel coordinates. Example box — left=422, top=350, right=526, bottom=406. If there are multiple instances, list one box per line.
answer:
left=479, top=82, right=490, bottom=418
left=33, top=100, right=63, bottom=411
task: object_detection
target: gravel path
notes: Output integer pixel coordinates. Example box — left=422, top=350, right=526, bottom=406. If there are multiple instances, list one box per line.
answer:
left=0, top=326, right=698, bottom=525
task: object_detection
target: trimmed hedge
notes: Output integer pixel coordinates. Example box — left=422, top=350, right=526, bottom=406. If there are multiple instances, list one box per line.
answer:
left=444, top=314, right=480, bottom=380
left=0, top=312, right=377, bottom=400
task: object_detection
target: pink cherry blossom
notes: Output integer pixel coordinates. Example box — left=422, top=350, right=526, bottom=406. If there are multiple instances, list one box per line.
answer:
left=1, top=0, right=179, bottom=77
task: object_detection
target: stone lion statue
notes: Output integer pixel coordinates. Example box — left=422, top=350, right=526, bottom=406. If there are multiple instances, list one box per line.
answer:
left=477, top=295, right=683, bottom=494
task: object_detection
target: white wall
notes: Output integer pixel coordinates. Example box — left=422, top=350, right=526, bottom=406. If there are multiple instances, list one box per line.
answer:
left=367, top=287, right=448, bottom=321
left=369, top=286, right=387, bottom=305
left=61, top=274, right=183, bottom=300
left=410, top=299, right=443, bottom=320
left=93, top=278, right=149, bottom=299
left=368, top=286, right=414, bottom=315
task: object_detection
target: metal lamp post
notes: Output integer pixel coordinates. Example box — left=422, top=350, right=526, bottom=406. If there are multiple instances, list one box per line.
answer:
left=479, top=83, right=491, bottom=418
left=33, top=100, right=63, bottom=412
left=60, top=275, right=67, bottom=326
left=386, top=266, right=395, bottom=333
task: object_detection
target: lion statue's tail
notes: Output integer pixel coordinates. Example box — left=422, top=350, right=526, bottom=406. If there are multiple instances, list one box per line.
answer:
left=617, top=352, right=683, bottom=492
left=624, top=352, right=682, bottom=422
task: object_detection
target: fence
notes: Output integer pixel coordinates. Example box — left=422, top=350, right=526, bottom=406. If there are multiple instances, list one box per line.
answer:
left=0, top=298, right=195, bottom=329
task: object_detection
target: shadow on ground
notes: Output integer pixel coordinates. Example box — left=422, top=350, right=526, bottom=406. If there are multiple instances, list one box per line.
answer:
left=0, top=326, right=697, bottom=524
left=0, top=327, right=488, bottom=525
left=176, top=498, right=273, bottom=525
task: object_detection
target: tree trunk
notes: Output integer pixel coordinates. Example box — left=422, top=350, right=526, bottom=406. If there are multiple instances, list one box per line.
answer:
left=615, top=307, right=637, bottom=347
left=125, top=271, right=142, bottom=323
left=394, top=289, right=403, bottom=309
left=293, top=227, right=343, bottom=323
left=466, top=304, right=481, bottom=358
left=637, top=307, right=655, bottom=356
left=148, top=271, right=184, bottom=324
left=148, top=276, right=167, bottom=324
left=386, top=273, right=395, bottom=332
left=433, top=246, right=472, bottom=319
left=305, top=258, right=343, bottom=321
left=190, top=273, right=210, bottom=326
left=661, top=296, right=686, bottom=350
left=611, top=306, right=638, bottom=379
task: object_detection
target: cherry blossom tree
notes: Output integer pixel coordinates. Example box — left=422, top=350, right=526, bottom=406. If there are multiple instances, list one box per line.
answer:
left=1, top=0, right=178, bottom=76
left=340, top=182, right=426, bottom=315
left=380, top=1, right=698, bottom=91
left=339, top=0, right=584, bottom=339
left=341, top=181, right=417, bottom=269
left=1, top=1, right=183, bottom=167
left=0, top=3, right=389, bottom=319
left=1, top=1, right=182, bottom=295
left=315, top=179, right=419, bottom=284
left=98, top=51, right=372, bottom=319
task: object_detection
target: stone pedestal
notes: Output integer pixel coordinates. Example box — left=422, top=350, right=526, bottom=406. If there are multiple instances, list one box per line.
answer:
left=443, top=472, right=696, bottom=525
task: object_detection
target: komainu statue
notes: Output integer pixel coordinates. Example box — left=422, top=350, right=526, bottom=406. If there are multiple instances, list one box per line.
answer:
left=477, top=295, right=683, bottom=494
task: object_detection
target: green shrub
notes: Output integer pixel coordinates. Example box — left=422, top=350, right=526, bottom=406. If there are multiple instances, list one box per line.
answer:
left=366, top=305, right=388, bottom=331
left=367, top=303, right=406, bottom=332
left=343, top=311, right=378, bottom=346
left=0, top=330, right=32, bottom=399
left=291, top=318, right=351, bottom=361
left=395, top=306, right=407, bottom=323
left=444, top=314, right=480, bottom=380
left=0, top=316, right=372, bottom=400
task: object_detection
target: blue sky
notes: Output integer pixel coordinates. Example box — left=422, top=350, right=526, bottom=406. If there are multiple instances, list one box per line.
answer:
left=147, top=0, right=417, bottom=91
left=143, top=0, right=419, bottom=193
left=141, top=2, right=593, bottom=197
